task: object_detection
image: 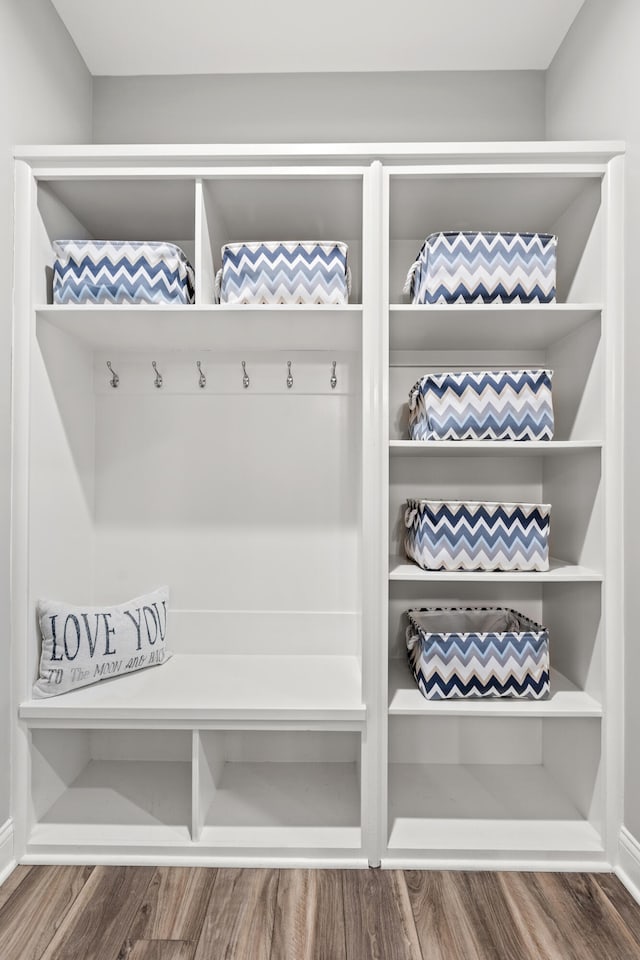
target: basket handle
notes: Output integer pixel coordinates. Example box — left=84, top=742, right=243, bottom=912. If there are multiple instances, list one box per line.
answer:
left=405, top=624, right=419, bottom=653
left=404, top=505, right=418, bottom=528
left=408, top=384, right=420, bottom=412
left=403, top=258, right=420, bottom=296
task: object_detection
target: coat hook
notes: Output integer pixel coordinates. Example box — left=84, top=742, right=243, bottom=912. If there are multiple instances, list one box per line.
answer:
left=286, top=360, right=293, bottom=389
left=197, top=360, right=206, bottom=389
left=106, top=360, right=119, bottom=389
left=152, top=361, right=163, bottom=389
left=242, top=360, right=250, bottom=389
left=330, top=360, right=337, bottom=390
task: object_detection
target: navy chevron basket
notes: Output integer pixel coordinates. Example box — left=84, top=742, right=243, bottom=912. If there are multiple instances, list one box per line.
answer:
left=405, top=607, right=550, bottom=700
left=404, top=499, right=551, bottom=572
left=52, top=240, right=195, bottom=305
left=408, top=369, right=554, bottom=441
left=404, top=231, right=557, bottom=305
left=216, top=241, right=351, bottom=304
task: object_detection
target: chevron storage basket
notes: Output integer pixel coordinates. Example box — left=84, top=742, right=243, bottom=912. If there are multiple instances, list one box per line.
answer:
left=404, top=499, right=551, bottom=572
left=405, top=607, right=550, bottom=700
left=52, top=240, right=196, bottom=305
left=408, top=369, right=555, bottom=441
left=215, top=241, right=351, bottom=304
left=403, top=231, right=557, bottom=305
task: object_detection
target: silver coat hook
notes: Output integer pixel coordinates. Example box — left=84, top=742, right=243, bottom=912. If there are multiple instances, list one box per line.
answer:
left=286, top=360, right=293, bottom=389
left=330, top=360, right=337, bottom=390
left=106, top=360, right=119, bottom=389
left=197, top=360, right=206, bottom=389
left=152, top=361, right=163, bottom=389
left=242, top=360, right=250, bottom=389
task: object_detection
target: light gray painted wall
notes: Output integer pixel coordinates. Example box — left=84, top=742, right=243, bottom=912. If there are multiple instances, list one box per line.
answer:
left=0, top=0, right=92, bottom=829
left=546, top=0, right=638, bottom=837
left=93, top=71, right=545, bottom=143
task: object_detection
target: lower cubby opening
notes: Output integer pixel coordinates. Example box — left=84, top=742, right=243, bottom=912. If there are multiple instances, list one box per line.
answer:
left=29, top=728, right=192, bottom=846
left=387, top=716, right=604, bottom=858
left=195, top=730, right=362, bottom=850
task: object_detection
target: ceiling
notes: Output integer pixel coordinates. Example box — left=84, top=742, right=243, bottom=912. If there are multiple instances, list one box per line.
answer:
left=50, top=0, right=586, bottom=76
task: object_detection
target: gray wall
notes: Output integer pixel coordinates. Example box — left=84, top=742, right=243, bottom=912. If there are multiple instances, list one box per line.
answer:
left=93, top=71, right=545, bottom=143
left=0, top=0, right=92, bottom=829
left=546, top=0, right=638, bottom=838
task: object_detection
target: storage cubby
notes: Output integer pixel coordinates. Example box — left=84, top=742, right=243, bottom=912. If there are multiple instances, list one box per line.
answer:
left=29, top=729, right=192, bottom=848
left=35, top=178, right=197, bottom=305
left=199, top=173, right=364, bottom=304
left=387, top=580, right=603, bottom=716
left=388, top=172, right=604, bottom=304
left=388, top=448, right=602, bottom=573
left=387, top=715, right=603, bottom=859
left=195, top=730, right=362, bottom=850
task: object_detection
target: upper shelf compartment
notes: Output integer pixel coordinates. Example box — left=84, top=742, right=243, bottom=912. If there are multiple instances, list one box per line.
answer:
left=33, top=168, right=366, bottom=309
left=387, top=170, right=605, bottom=305
left=34, top=178, right=197, bottom=306
left=198, top=171, right=364, bottom=304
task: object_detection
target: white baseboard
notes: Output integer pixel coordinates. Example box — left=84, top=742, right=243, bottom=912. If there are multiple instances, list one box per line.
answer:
left=0, top=819, right=15, bottom=886
left=616, top=827, right=640, bottom=905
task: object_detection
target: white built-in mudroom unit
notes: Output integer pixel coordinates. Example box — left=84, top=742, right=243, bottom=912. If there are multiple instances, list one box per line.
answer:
left=10, top=141, right=624, bottom=871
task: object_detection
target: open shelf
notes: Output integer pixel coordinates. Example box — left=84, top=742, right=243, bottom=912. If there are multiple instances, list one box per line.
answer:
left=389, top=440, right=602, bottom=457
left=36, top=304, right=362, bottom=352
left=30, top=759, right=192, bottom=847
left=198, top=761, right=361, bottom=850
left=387, top=762, right=603, bottom=856
left=388, top=660, right=602, bottom=718
left=20, top=654, right=365, bottom=725
left=388, top=556, right=603, bottom=583
left=388, top=304, right=601, bottom=351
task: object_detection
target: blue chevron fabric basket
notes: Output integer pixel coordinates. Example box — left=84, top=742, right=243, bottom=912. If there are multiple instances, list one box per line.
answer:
left=404, top=499, right=551, bottom=572
left=52, top=240, right=195, bottom=305
left=215, top=241, right=351, bottom=304
left=404, top=231, right=557, bottom=305
left=405, top=607, right=550, bottom=700
left=408, top=369, right=554, bottom=441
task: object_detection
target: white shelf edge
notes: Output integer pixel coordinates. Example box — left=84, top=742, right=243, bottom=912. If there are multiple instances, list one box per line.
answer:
left=389, top=440, right=602, bottom=456
left=389, top=303, right=603, bottom=313
left=388, top=556, right=603, bottom=583
left=36, top=303, right=363, bottom=314
left=197, top=825, right=362, bottom=850
left=388, top=662, right=602, bottom=718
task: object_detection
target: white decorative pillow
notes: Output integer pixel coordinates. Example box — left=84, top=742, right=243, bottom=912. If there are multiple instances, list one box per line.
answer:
left=34, top=586, right=170, bottom=698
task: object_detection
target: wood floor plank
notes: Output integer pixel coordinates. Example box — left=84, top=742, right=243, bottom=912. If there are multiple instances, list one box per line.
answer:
left=342, top=869, right=421, bottom=960
left=0, top=865, right=32, bottom=912
left=120, top=942, right=195, bottom=960
left=498, top=871, right=640, bottom=960
left=593, top=873, right=640, bottom=948
left=193, top=868, right=278, bottom=960
left=406, top=870, right=488, bottom=960
left=449, top=871, right=539, bottom=960
left=269, top=869, right=346, bottom=960
left=125, top=867, right=217, bottom=941
left=0, top=865, right=93, bottom=960
left=39, top=865, right=155, bottom=960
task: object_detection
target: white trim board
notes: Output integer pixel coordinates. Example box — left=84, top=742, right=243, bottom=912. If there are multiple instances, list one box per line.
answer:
left=14, top=141, right=626, bottom=165
left=617, top=827, right=640, bottom=905
left=0, top=820, right=15, bottom=886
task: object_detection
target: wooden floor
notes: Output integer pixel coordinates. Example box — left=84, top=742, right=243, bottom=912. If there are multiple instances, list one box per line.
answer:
left=1, top=866, right=640, bottom=959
